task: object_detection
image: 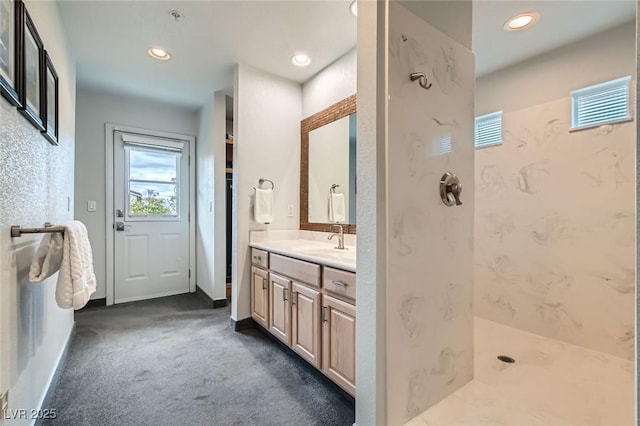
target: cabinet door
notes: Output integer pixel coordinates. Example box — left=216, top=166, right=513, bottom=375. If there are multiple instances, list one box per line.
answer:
left=322, top=295, right=356, bottom=396
left=250, top=267, right=269, bottom=328
left=269, top=272, right=291, bottom=345
left=291, top=282, right=321, bottom=368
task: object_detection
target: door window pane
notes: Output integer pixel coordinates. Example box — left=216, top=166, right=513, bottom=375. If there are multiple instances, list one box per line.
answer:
left=129, top=182, right=177, bottom=216
left=129, top=149, right=177, bottom=182
left=126, top=147, right=181, bottom=217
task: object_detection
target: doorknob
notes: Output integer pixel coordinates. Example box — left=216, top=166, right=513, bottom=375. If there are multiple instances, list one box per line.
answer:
left=440, top=172, right=463, bottom=206
left=115, top=222, right=125, bottom=231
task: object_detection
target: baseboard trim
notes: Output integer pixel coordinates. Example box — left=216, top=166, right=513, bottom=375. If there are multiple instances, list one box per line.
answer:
left=79, top=298, right=106, bottom=310
left=33, top=322, right=75, bottom=426
left=194, top=285, right=215, bottom=308
left=213, top=298, right=228, bottom=309
left=230, top=317, right=255, bottom=331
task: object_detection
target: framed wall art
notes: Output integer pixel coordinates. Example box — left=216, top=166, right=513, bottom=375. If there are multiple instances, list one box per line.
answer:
left=18, top=3, right=44, bottom=130
left=42, top=50, right=57, bottom=145
left=0, top=0, right=22, bottom=107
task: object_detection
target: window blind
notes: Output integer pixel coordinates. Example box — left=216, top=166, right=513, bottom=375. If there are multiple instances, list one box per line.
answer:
left=474, top=111, right=502, bottom=148
left=571, top=76, right=631, bottom=129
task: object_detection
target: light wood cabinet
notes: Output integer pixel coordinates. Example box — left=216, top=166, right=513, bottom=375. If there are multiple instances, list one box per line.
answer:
left=250, top=248, right=356, bottom=396
left=269, top=272, right=292, bottom=345
left=250, top=266, right=269, bottom=328
left=291, top=282, right=322, bottom=368
left=322, top=294, right=356, bottom=396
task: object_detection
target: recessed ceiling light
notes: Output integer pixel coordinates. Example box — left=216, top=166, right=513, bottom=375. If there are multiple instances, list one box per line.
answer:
left=350, top=0, right=357, bottom=17
left=291, top=54, right=311, bottom=67
left=504, top=12, right=538, bottom=31
left=148, top=47, right=171, bottom=61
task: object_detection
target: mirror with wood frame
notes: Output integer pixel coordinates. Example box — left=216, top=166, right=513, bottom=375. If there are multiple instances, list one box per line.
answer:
left=300, top=94, right=356, bottom=234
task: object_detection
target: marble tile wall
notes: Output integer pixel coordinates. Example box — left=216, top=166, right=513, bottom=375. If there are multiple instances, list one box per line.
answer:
left=475, top=96, right=635, bottom=360
left=386, top=3, right=475, bottom=424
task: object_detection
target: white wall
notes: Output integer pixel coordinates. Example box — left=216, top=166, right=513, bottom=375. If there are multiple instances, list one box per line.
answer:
left=302, top=48, right=356, bottom=119
left=75, top=88, right=198, bottom=300
left=475, top=22, right=636, bottom=360
left=196, top=92, right=227, bottom=302
left=232, top=64, right=301, bottom=321
left=477, top=22, right=635, bottom=115
left=0, top=1, right=76, bottom=421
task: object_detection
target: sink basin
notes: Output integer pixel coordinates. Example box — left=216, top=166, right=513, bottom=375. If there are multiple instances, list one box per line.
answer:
left=299, top=247, right=356, bottom=262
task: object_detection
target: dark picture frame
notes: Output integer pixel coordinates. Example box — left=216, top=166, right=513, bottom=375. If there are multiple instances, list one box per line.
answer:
left=42, top=51, right=58, bottom=145
left=0, top=0, right=22, bottom=107
left=18, top=3, right=44, bottom=131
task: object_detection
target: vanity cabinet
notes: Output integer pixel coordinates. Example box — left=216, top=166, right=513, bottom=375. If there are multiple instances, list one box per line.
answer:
left=250, top=246, right=356, bottom=396
left=250, top=267, right=269, bottom=329
left=269, top=272, right=292, bottom=345
left=322, top=294, right=356, bottom=396
left=250, top=248, right=270, bottom=328
left=291, top=282, right=322, bottom=368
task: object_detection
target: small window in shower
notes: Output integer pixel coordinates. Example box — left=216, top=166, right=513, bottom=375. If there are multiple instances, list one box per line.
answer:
left=571, top=76, right=632, bottom=130
left=474, top=111, right=503, bottom=149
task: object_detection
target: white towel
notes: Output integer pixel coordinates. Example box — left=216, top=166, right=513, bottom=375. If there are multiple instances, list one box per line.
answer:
left=55, top=221, right=97, bottom=310
left=254, top=188, right=274, bottom=224
left=329, top=193, right=346, bottom=223
left=29, top=232, right=64, bottom=283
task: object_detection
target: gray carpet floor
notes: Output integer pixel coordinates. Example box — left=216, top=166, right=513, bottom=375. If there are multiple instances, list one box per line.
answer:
left=38, top=294, right=355, bottom=426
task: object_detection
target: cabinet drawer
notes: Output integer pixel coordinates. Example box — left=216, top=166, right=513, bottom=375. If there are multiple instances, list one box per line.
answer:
left=251, top=248, right=269, bottom=269
left=270, top=254, right=321, bottom=288
left=323, top=267, right=356, bottom=302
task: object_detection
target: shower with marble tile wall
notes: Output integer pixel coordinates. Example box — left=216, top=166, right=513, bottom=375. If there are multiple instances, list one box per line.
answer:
left=474, top=8, right=636, bottom=370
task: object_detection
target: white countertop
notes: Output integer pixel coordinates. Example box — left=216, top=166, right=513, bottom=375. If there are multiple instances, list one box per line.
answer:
left=249, top=239, right=356, bottom=272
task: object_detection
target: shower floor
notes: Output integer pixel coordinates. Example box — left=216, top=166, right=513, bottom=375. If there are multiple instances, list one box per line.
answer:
left=406, top=317, right=635, bottom=426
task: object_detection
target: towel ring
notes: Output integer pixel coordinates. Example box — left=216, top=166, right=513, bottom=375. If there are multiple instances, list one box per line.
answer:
left=330, top=184, right=340, bottom=194
left=258, top=178, right=274, bottom=190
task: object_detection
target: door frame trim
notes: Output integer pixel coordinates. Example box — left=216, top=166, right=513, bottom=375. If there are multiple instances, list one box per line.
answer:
left=105, top=123, right=197, bottom=306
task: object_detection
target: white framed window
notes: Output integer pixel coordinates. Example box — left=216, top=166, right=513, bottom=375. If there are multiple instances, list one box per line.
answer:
left=571, top=76, right=632, bottom=130
left=475, top=111, right=503, bottom=148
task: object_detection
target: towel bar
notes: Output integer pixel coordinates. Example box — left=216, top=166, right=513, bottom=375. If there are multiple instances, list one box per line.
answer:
left=11, top=223, right=65, bottom=238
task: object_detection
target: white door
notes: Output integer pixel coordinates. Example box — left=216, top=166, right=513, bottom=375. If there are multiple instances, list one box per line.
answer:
left=113, top=131, right=190, bottom=303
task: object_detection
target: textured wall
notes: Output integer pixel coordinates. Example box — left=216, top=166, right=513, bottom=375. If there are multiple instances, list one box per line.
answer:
left=232, top=64, right=301, bottom=321
left=302, top=48, right=356, bottom=119
left=354, top=1, right=387, bottom=424
left=0, top=0, right=76, bottom=418
left=475, top=23, right=636, bottom=361
left=386, top=3, right=475, bottom=424
left=75, top=87, right=198, bottom=300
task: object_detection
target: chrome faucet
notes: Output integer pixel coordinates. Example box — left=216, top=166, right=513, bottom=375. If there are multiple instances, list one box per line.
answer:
left=328, top=225, right=346, bottom=250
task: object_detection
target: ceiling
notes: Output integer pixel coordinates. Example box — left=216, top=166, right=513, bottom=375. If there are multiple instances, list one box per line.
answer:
left=58, top=1, right=358, bottom=109
left=58, top=1, right=636, bottom=110
left=474, top=1, right=636, bottom=77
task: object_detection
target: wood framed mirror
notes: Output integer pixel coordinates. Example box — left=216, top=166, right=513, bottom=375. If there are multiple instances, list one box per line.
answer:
left=300, top=94, right=356, bottom=234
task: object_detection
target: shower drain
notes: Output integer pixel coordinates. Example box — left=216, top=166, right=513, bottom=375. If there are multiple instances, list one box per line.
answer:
left=497, top=355, right=515, bottom=363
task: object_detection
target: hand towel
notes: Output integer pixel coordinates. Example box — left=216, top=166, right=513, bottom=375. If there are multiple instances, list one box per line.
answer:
left=29, top=232, right=64, bottom=282
left=329, top=193, right=346, bottom=223
left=254, top=188, right=274, bottom=224
left=55, top=221, right=97, bottom=310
